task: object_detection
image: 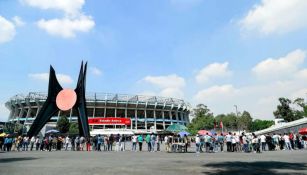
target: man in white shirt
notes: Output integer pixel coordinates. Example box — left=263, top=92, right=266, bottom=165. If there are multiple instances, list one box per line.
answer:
left=65, top=136, right=70, bottom=151
left=260, top=135, right=266, bottom=151
left=131, top=135, right=137, bottom=152
left=225, top=132, right=232, bottom=152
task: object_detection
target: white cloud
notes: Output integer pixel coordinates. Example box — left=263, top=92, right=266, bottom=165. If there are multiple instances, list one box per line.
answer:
left=160, top=88, right=184, bottom=99
left=252, top=49, right=306, bottom=80
left=239, top=0, right=307, bottom=35
left=28, top=73, right=73, bottom=84
left=21, top=0, right=85, bottom=16
left=194, top=84, right=236, bottom=102
left=12, top=16, right=25, bottom=27
left=143, top=74, right=185, bottom=89
left=0, top=16, right=16, bottom=44
left=195, top=62, right=232, bottom=83
left=37, top=15, right=95, bottom=38
left=141, top=74, right=186, bottom=99
left=22, top=0, right=95, bottom=38
left=192, top=49, right=307, bottom=119
left=90, top=67, right=102, bottom=76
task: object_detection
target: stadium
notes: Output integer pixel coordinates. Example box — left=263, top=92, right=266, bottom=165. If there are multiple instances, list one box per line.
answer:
left=5, top=92, right=190, bottom=134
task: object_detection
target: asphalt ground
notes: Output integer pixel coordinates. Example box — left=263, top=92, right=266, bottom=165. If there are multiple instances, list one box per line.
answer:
left=1, top=147, right=307, bottom=175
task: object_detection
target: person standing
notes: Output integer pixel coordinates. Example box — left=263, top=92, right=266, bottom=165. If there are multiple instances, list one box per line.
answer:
left=65, top=136, right=70, bottom=151
left=283, top=133, right=292, bottom=150
left=97, top=135, right=102, bottom=151
left=35, top=136, right=40, bottom=151
left=115, top=134, right=120, bottom=152
left=131, top=134, right=137, bottom=152
left=70, top=137, right=75, bottom=151
left=164, top=135, right=169, bottom=152
left=242, top=133, right=248, bottom=153
left=30, top=136, right=35, bottom=151
left=195, top=134, right=201, bottom=154
left=23, top=136, right=29, bottom=151
left=145, top=134, right=151, bottom=152
left=150, top=133, right=156, bottom=152
left=86, top=137, right=91, bottom=151
left=260, top=134, right=266, bottom=151
left=218, top=133, right=225, bottom=152
left=156, top=135, right=160, bottom=152
left=137, top=135, right=143, bottom=151
left=225, top=132, right=232, bottom=152
left=108, top=134, right=114, bottom=151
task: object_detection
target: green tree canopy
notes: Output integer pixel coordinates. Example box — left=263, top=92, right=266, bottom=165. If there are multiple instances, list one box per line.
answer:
left=250, top=119, right=274, bottom=132
left=56, top=116, right=70, bottom=133
left=273, top=97, right=304, bottom=122
left=69, top=123, right=79, bottom=135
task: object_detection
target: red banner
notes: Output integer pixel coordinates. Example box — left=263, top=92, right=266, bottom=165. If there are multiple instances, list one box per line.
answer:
left=88, top=117, right=131, bottom=125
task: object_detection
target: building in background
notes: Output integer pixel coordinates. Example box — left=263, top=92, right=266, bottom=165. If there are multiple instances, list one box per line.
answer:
left=5, top=92, right=190, bottom=135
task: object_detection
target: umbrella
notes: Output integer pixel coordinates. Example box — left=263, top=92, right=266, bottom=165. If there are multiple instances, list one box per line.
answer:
left=178, top=131, right=190, bottom=137
left=198, top=130, right=212, bottom=136
left=166, top=124, right=187, bottom=133
left=45, top=129, right=60, bottom=134
left=299, top=128, right=307, bottom=135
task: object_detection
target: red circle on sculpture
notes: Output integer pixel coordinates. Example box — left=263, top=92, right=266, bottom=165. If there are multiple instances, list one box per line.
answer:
left=56, top=89, right=77, bottom=111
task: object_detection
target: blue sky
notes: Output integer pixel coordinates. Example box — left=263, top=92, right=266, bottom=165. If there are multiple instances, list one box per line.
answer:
left=1, top=0, right=307, bottom=121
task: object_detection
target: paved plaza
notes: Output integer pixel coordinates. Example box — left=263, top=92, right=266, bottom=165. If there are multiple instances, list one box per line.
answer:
left=1, top=149, right=306, bottom=175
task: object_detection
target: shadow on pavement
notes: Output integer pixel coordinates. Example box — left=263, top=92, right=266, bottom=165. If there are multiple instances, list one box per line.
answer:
left=202, top=161, right=307, bottom=175
left=0, top=157, right=38, bottom=163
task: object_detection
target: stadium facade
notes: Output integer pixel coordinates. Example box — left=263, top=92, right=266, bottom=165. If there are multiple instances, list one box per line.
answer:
left=5, top=92, right=190, bottom=134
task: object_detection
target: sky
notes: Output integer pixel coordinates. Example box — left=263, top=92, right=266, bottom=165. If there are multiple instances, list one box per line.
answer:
left=1, top=0, right=307, bottom=121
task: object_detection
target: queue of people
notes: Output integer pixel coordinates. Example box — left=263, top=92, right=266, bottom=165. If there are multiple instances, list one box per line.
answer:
left=194, top=132, right=307, bottom=154
left=1, top=132, right=306, bottom=153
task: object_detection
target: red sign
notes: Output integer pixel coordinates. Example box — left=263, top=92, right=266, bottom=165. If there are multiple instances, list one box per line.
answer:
left=88, top=117, right=131, bottom=125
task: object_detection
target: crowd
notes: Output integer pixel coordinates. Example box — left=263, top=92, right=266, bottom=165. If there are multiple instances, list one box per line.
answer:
left=194, top=132, right=307, bottom=154
left=0, top=132, right=306, bottom=153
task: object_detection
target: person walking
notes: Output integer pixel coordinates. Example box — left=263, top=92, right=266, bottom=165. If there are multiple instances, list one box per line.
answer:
left=35, top=136, right=40, bottom=151
left=156, top=135, right=160, bottom=151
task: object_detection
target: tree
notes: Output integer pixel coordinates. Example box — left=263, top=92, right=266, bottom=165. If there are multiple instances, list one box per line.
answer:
left=68, top=123, right=79, bottom=135
left=238, top=111, right=253, bottom=131
left=273, top=97, right=295, bottom=122
left=293, top=98, right=307, bottom=118
left=187, top=104, right=214, bottom=134
left=250, top=119, right=274, bottom=132
left=56, top=116, right=70, bottom=133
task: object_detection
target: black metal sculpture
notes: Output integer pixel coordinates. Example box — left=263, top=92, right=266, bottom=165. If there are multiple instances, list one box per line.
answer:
left=27, top=62, right=90, bottom=138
